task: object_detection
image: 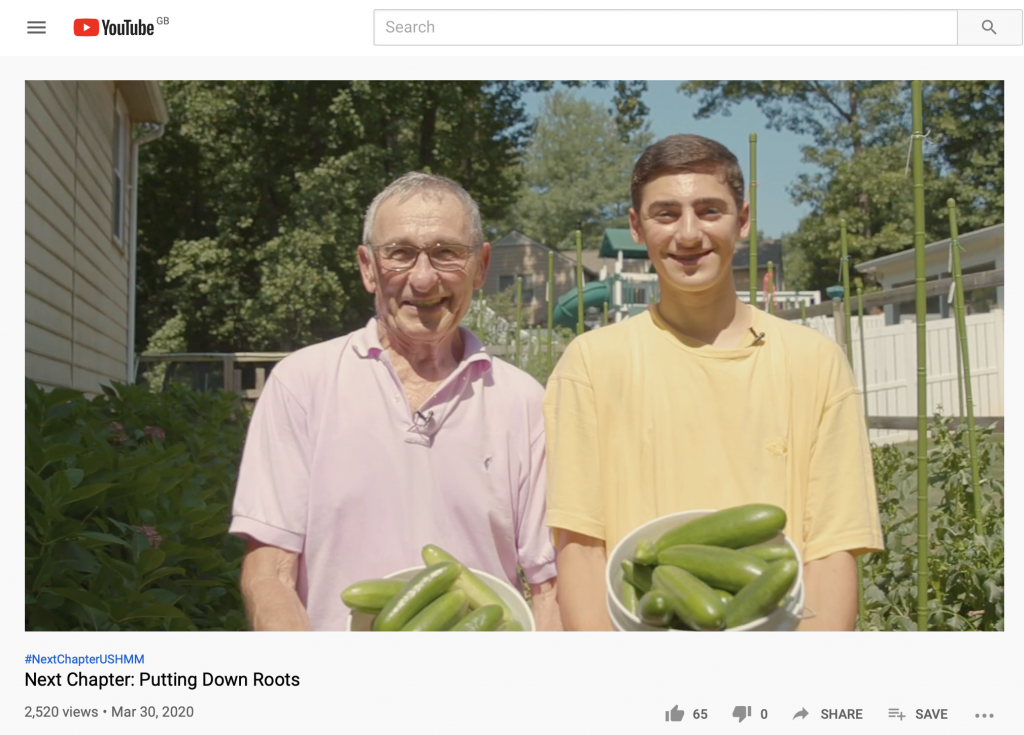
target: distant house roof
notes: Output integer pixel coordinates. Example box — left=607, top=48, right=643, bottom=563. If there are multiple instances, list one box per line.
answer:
left=118, top=81, right=170, bottom=124
left=732, top=239, right=783, bottom=272
left=560, top=249, right=606, bottom=275
left=855, top=223, right=1003, bottom=274
left=599, top=229, right=647, bottom=259
left=492, top=229, right=599, bottom=276
left=493, top=230, right=545, bottom=248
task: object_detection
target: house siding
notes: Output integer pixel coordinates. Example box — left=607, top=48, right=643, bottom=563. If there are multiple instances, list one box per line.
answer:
left=484, top=243, right=579, bottom=325
left=25, top=80, right=132, bottom=393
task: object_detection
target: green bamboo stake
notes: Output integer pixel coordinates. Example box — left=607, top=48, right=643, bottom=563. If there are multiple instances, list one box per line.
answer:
left=765, top=261, right=774, bottom=314
left=841, top=220, right=853, bottom=362
left=800, top=301, right=807, bottom=326
left=955, top=325, right=966, bottom=420
left=547, top=251, right=554, bottom=364
left=911, top=81, right=930, bottom=632
left=515, top=277, right=523, bottom=368
left=857, top=287, right=869, bottom=427
left=603, top=300, right=608, bottom=326
left=749, top=133, right=758, bottom=307
left=855, top=286, right=872, bottom=623
left=948, top=199, right=982, bottom=533
left=838, top=222, right=863, bottom=624
left=949, top=230, right=965, bottom=419
left=575, top=230, right=584, bottom=335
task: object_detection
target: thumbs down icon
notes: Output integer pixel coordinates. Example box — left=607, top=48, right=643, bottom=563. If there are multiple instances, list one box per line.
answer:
left=733, top=705, right=751, bottom=722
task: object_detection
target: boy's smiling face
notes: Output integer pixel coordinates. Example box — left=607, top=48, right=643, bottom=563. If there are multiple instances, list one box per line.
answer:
left=629, top=171, right=750, bottom=297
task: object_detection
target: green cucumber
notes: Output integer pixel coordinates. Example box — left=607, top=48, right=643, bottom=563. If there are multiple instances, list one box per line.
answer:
left=497, top=620, right=524, bottom=631
left=401, top=589, right=468, bottom=631
left=341, top=579, right=405, bottom=612
left=621, top=559, right=653, bottom=594
left=714, top=589, right=734, bottom=606
left=637, top=590, right=673, bottom=627
left=634, top=539, right=658, bottom=566
left=657, top=545, right=768, bottom=593
left=422, top=544, right=515, bottom=623
left=743, top=544, right=796, bottom=562
left=655, top=504, right=787, bottom=552
left=724, top=559, right=799, bottom=629
left=652, top=566, right=725, bottom=631
left=450, top=604, right=505, bottom=632
left=373, top=562, right=462, bottom=631
left=621, top=578, right=640, bottom=615
left=614, top=577, right=638, bottom=614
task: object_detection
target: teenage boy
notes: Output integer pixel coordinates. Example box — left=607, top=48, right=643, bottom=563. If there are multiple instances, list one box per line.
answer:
left=544, top=134, right=883, bottom=631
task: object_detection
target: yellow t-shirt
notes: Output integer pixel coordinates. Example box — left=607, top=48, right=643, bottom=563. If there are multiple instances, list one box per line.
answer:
left=543, top=306, right=883, bottom=562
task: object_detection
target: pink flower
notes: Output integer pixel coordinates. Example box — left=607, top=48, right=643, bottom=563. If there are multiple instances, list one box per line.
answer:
left=109, top=422, right=128, bottom=445
left=144, top=425, right=166, bottom=442
left=140, top=524, right=163, bottom=549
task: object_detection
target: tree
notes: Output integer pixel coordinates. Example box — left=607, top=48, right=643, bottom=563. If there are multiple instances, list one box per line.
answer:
left=678, top=81, right=1003, bottom=292
left=506, top=90, right=652, bottom=250
left=137, top=81, right=533, bottom=354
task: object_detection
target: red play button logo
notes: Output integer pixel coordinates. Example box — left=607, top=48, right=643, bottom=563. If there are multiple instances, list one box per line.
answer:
left=74, top=18, right=100, bottom=36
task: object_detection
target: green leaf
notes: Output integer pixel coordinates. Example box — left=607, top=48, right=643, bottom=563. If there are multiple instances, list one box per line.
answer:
left=143, top=567, right=186, bottom=585
left=76, top=531, right=131, bottom=547
left=59, top=483, right=115, bottom=506
left=25, top=469, right=47, bottom=502
left=95, top=550, right=139, bottom=583
left=120, top=603, right=188, bottom=621
left=46, top=587, right=111, bottom=615
left=42, top=443, right=85, bottom=467
left=137, top=548, right=166, bottom=575
left=52, top=542, right=101, bottom=575
left=983, top=579, right=1003, bottom=603
left=43, top=387, right=84, bottom=408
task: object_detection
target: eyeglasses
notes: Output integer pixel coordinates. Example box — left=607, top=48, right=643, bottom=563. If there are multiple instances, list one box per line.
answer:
left=370, top=242, right=476, bottom=273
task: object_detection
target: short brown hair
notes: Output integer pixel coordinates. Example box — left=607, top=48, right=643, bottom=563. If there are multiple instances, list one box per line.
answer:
left=631, top=134, right=745, bottom=213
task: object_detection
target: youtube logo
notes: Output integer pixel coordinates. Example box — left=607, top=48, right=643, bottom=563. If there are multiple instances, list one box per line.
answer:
left=74, top=18, right=99, bottom=36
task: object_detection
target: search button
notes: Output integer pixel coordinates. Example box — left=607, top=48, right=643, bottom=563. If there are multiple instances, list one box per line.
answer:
left=958, top=10, right=1021, bottom=44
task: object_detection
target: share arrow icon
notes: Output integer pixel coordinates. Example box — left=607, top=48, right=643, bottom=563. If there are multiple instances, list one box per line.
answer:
left=793, top=708, right=809, bottom=720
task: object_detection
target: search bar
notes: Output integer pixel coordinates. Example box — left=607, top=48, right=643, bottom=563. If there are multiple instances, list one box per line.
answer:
left=373, top=9, right=1023, bottom=46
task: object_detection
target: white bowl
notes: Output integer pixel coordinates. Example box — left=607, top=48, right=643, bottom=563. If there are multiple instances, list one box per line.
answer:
left=346, top=566, right=536, bottom=632
left=606, top=510, right=805, bottom=632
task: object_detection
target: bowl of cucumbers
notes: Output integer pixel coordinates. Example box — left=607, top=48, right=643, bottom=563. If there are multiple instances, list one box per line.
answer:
left=344, top=544, right=535, bottom=632
left=606, top=505, right=805, bottom=632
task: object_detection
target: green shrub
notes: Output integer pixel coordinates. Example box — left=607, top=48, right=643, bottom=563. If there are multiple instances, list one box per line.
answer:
left=860, top=416, right=1004, bottom=631
left=25, top=379, right=250, bottom=631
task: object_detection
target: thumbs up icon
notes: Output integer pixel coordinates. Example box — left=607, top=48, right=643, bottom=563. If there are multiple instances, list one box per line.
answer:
left=665, top=705, right=685, bottom=722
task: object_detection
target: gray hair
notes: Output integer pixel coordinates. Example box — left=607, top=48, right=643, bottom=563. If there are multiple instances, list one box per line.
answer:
left=362, top=172, right=484, bottom=248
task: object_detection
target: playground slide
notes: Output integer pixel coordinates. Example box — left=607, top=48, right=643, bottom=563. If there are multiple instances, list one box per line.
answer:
left=553, top=280, right=612, bottom=329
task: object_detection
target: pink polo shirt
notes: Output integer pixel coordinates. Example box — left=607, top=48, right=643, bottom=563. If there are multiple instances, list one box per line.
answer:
left=229, top=318, right=556, bottom=630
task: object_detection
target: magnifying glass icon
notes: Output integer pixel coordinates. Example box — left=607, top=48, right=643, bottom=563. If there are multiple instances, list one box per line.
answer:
left=982, top=20, right=996, bottom=34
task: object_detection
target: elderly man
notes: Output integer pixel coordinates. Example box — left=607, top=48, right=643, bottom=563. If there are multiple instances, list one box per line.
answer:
left=230, top=172, right=559, bottom=631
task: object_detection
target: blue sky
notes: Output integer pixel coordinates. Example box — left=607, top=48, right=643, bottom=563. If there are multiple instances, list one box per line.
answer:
left=522, top=81, right=816, bottom=240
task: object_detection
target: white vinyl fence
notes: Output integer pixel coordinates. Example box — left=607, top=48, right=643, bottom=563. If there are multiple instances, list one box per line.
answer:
left=798, top=309, right=1004, bottom=444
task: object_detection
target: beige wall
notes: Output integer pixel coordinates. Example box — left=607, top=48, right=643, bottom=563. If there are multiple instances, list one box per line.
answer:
left=25, top=81, right=131, bottom=392
left=483, top=243, right=581, bottom=325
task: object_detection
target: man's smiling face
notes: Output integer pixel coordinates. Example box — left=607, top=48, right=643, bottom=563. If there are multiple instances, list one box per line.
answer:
left=358, top=192, right=489, bottom=345
left=629, top=171, right=749, bottom=297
